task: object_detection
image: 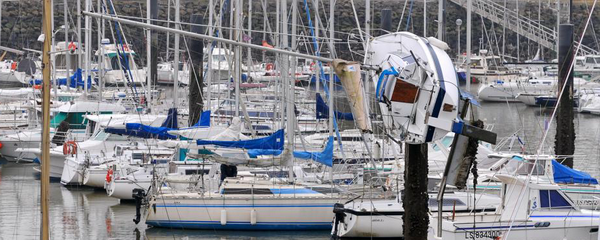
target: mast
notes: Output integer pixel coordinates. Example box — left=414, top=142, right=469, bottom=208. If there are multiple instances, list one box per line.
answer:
left=314, top=0, right=319, bottom=96
left=234, top=0, right=241, bottom=117
left=64, top=0, right=70, bottom=90
left=173, top=0, right=180, bottom=109
left=466, top=0, right=471, bottom=91
left=282, top=0, right=294, bottom=180
left=85, top=0, right=91, bottom=97
left=77, top=0, right=82, bottom=71
left=247, top=0, right=252, bottom=72
left=166, top=0, right=171, bottom=61
left=98, top=0, right=104, bottom=97
left=365, top=0, right=370, bottom=38
left=206, top=0, right=214, bottom=108
left=424, top=0, right=426, bottom=36
left=41, top=0, right=52, bottom=238
left=146, top=0, right=152, bottom=107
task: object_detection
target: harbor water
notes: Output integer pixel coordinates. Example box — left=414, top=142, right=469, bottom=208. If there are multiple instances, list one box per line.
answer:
left=1, top=84, right=600, bottom=239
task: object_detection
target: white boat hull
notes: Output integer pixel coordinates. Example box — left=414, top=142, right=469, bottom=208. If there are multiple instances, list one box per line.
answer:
left=146, top=197, right=339, bottom=230
left=83, top=166, right=108, bottom=188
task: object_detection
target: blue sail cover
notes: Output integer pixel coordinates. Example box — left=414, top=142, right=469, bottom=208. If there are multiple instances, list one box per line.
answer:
left=30, top=68, right=93, bottom=88
left=104, top=108, right=178, bottom=139
left=192, top=110, right=211, bottom=127
left=196, top=129, right=285, bottom=150
left=316, top=93, right=353, bottom=120
left=247, top=136, right=334, bottom=167
left=552, top=159, right=598, bottom=184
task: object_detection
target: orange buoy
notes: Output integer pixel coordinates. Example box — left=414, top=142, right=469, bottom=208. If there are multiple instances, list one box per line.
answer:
left=62, top=141, right=77, bottom=155
left=10, top=62, right=16, bottom=70
left=33, top=85, right=42, bottom=90
left=68, top=42, right=77, bottom=51
left=265, top=63, right=274, bottom=71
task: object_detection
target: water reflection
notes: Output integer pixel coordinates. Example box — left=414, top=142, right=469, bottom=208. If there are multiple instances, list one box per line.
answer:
left=0, top=163, right=330, bottom=240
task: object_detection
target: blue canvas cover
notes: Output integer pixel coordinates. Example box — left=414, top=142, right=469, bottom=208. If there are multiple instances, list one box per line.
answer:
left=196, top=129, right=285, bottom=150
left=192, top=110, right=211, bottom=127
left=247, top=136, right=334, bottom=167
left=161, top=108, right=178, bottom=128
left=104, top=108, right=178, bottom=139
left=30, top=68, right=93, bottom=88
left=552, top=159, right=598, bottom=184
left=316, top=93, right=353, bottom=120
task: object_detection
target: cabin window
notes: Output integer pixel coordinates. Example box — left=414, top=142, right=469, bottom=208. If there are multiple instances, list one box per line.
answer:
left=110, top=55, right=133, bottom=70
left=586, top=58, right=596, bottom=64
left=539, top=190, right=573, bottom=209
left=429, top=198, right=466, bottom=207
left=213, top=55, right=227, bottom=63
left=221, top=188, right=273, bottom=195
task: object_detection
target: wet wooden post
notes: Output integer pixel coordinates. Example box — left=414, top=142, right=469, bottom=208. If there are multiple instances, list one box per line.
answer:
left=555, top=24, right=575, bottom=168
left=403, top=143, right=429, bottom=240
left=188, top=14, right=204, bottom=126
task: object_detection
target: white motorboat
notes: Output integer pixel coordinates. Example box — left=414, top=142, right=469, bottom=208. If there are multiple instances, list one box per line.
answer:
left=332, top=191, right=500, bottom=238
left=96, top=39, right=147, bottom=85
left=430, top=174, right=600, bottom=240
left=3, top=101, right=125, bottom=163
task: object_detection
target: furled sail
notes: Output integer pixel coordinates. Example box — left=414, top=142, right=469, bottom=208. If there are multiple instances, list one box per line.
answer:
left=246, top=136, right=334, bottom=167
left=332, top=59, right=371, bottom=132
left=196, top=129, right=284, bottom=150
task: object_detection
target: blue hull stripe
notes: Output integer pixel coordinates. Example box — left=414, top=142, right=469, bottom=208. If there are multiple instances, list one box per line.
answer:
left=456, top=225, right=535, bottom=231
left=146, top=220, right=332, bottom=230
left=425, top=41, right=446, bottom=142
left=155, top=204, right=334, bottom=208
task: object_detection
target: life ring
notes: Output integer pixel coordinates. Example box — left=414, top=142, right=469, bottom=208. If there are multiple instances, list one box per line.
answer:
left=68, top=42, right=77, bottom=51
left=62, top=141, right=77, bottom=155
left=10, top=62, right=16, bottom=70
left=122, top=44, right=129, bottom=51
left=309, top=62, right=316, bottom=71
left=265, top=63, right=274, bottom=71
left=106, top=168, right=113, bottom=183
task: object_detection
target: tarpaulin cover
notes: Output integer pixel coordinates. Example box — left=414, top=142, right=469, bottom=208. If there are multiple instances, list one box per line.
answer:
left=30, top=68, right=93, bottom=88
left=316, top=93, right=353, bottom=120
left=552, top=159, right=598, bottom=184
left=192, top=110, right=211, bottom=127
left=247, top=136, right=334, bottom=167
left=196, top=129, right=285, bottom=150
left=105, top=108, right=178, bottom=139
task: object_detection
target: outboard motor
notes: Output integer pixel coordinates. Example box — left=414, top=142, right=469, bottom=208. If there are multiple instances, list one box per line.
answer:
left=331, top=203, right=347, bottom=240
left=132, top=188, right=146, bottom=224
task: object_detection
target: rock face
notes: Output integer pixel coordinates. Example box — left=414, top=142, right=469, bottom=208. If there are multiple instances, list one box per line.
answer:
left=4, top=0, right=599, bottom=62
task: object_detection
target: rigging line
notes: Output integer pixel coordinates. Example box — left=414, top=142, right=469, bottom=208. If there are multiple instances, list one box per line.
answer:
left=404, top=0, right=414, bottom=32
left=302, top=0, right=346, bottom=159
left=396, top=0, right=410, bottom=32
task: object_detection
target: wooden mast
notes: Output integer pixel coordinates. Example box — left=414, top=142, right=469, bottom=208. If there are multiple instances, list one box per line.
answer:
left=41, top=0, right=52, bottom=238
